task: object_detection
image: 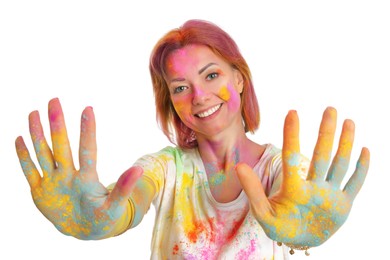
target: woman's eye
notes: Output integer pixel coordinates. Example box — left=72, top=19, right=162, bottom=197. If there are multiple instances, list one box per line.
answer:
left=174, top=86, right=188, bottom=94
left=206, top=72, right=218, bottom=80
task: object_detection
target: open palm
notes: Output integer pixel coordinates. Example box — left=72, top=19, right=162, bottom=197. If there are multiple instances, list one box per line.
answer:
left=16, top=98, right=142, bottom=239
left=237, top=107, right=370, bottom=247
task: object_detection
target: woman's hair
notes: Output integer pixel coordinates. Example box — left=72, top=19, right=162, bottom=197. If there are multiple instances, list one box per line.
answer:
left=149, top=19, right=260, bottom=149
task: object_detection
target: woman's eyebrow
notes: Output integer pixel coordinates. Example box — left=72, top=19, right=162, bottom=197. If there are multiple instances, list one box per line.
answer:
left=198, top=63, right=217, bottom=75
left=170, top=63, right=218, bottom=83
left=170, top=77, right=186, bottom=83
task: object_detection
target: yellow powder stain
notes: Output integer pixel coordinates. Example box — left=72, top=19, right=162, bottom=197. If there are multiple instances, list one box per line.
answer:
left=219, top=85, right=231, bottom=101
left=338, top=139, right=353, bottom=157
left=176, top=172, right=205, bottom=243
left=51, top=132, right=74, bottom=169
left=271, top=212, right=301, bottom=239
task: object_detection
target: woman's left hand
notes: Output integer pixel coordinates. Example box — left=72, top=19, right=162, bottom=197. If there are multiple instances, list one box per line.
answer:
left=236, top=107, right=370, bottom=247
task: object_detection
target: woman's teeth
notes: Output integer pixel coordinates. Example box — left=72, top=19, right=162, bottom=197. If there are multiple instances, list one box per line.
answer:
left=196, top=104, right=222, bottom=118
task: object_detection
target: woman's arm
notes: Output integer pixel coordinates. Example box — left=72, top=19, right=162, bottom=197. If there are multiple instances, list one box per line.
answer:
left=236, top=107, right=370, bottom=247
left=16, top=98, right=146, bottom=240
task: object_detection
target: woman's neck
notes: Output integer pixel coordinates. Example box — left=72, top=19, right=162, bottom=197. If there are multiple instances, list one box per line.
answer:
left=196, top=128, right=264, bottom=175
left=196, top=126, right=265, bottom=203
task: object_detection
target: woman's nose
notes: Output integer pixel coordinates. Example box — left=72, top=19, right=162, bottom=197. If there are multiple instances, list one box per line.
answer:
left=192, top=85, right=211, bottom=106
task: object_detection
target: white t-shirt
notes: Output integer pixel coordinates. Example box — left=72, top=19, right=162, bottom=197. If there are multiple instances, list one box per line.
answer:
left=133, top=144, right=294, bottom=259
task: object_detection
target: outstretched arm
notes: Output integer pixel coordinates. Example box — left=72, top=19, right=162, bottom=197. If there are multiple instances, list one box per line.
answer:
left=236, top=107, right=370, bottom=248
left=16, top=98, right=144, bottom=240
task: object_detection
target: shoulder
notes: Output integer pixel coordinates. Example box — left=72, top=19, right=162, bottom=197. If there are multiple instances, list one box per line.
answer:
left=136, top=146, right=178, bottom=161
left=260, top=144, right=310, bottom=179
left=260, top=144, right=282, bottom=167
left=134, top=146, right=198, bottom=167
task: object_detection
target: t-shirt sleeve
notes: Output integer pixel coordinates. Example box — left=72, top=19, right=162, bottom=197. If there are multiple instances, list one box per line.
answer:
left=106, top=147, right=172, bottom=235
left=128, top=147, right=174, bottom=228
left=268, top=152, right=310, bottom=197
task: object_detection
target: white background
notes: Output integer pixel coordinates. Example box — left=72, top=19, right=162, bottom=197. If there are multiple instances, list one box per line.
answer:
left=1, top=1, right=389, bottom=259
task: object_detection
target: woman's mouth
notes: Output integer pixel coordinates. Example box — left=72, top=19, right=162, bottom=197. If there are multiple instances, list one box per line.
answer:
left=195, top=104, right=222, bottom=118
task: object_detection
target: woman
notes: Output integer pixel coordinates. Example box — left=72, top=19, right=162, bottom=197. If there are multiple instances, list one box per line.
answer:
left=16, top=20, right=370, bottom=259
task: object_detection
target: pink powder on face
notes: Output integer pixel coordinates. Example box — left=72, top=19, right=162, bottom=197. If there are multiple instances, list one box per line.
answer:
left=167, top=47, right=199, bottom=77
left=193, top=85, right=206, bottom=98
left=225, top=83, right=240, bottom=111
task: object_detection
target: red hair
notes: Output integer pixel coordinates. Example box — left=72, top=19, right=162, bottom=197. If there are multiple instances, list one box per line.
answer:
left=149, top=19, right=260, bottom=149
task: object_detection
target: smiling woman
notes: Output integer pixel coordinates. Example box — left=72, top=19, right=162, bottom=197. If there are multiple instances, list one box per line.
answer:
left=15, top=19, right=370, bottom=259
left=150, top=20, right=260, bottom=150
left=166, top=45, right=244, bottom=141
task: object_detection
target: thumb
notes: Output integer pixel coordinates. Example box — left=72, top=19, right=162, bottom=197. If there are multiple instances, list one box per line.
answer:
left=107, top=166, right=143, bottom=207
left=236, top=163, right=272, bottom=218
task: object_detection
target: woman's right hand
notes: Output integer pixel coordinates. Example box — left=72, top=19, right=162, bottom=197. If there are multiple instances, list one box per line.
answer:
left=16, top=98, right=143, bottom=240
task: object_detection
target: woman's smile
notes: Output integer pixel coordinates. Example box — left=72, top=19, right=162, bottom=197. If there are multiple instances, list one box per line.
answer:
left=195, top=104, right=222, bottom=118
left=166, top=44, right=244, bottom=137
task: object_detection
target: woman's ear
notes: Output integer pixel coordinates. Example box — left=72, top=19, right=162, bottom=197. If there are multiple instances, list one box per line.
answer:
left=234, top=69, right=244, bottom=94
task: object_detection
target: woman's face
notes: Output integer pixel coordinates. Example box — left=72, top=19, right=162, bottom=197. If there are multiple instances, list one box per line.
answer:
left=165, top=44, right=244, bottom=138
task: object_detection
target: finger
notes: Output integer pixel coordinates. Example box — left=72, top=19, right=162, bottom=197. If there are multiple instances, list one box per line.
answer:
left=326, top=119, right=355, bottom=187
left=48, top=98, right=75, bottom=170
left=343, top=147, right=370, bottom=199
left=15, top=136, right=42, bottom=189
left=282, top=110, right=302, bottom=184
left=307, top=107, right=337, bottom=181
left=236, top=163, right=273, bottom=219
left=107, top=166, right=144, bottom=209
left=79, top=107, right=97, bottom=176
left=29, top=111, right=55, bottom=177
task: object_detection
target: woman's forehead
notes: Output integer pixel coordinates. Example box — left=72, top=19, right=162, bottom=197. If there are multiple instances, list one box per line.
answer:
left=167, top=45, right=214, bottom=62
left=165, top=44, right=225, bottom=75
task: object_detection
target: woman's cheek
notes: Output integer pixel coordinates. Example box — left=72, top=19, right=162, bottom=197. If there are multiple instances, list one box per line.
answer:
left=218, top=85, right=231, bottom=101
left=219, top=84, right=240, bottom=111
left=172, top=95, right=194, bottom=123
